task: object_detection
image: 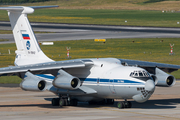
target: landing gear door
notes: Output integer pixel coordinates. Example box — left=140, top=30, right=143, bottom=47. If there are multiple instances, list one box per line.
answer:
left=109, top=79, right=116, bottom=94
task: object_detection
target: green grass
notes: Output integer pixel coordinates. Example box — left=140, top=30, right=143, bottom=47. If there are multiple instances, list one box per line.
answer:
left=0, top=30, right=55, bottom=34
left=0, top=39, right=9, bottom=41
left=0, top=76, right=21, bottom=84
left=0, top=38, right=180, bottom=83
left=0, top=9, right=180, bottom=27
left=28, top=9, right=180, bottom=27
left=1, top=0, right=180, bottom=10
left=0, top=30, right=12, bottom=34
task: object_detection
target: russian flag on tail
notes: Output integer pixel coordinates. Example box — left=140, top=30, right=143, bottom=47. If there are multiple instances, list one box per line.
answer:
left=22, top=34, right=30, bottom=40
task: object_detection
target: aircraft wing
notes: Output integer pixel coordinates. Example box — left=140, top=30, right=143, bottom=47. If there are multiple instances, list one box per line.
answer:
left=119, top=59, right=180, bottom=73
left=0, top=60, right=93, bottom=76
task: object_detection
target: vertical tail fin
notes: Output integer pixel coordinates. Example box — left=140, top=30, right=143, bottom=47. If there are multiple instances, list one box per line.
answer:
left=0, top=6, right=58, bottom=66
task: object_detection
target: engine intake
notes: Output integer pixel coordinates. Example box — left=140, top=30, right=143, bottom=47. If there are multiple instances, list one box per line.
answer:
left=166, top=76, right=174, bottom=86
left=38, top=80, right=46, bottom=90
left=53, top=69, right=81, bottom=90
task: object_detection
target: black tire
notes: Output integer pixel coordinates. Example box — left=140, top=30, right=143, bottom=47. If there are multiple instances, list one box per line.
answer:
left=51, top=98, right=59, bottom=106
left=117, top=102, right=125, bottom=109
left=124, top=101, right=132, bottom=108
left=127, top=101, right=132, bottom=108
left=59, top=99, right=64, bottom=107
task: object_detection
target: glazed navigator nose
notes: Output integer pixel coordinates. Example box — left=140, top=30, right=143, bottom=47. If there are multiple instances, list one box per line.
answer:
left=132, top=79, right=155, bottom=103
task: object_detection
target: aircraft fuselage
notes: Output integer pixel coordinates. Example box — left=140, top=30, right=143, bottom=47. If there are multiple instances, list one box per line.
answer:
left=46, top=58, right=155, bottom=103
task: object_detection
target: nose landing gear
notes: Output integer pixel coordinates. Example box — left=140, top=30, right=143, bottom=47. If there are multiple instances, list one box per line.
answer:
left=117, top=100, right=132, bottom=109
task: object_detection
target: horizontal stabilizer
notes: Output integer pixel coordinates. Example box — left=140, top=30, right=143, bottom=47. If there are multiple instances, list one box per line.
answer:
left=29, top=5, right=59, bottom=9
left=0, top=5, right=58, bottom=11
left=0, top=7, right=24, bottom=11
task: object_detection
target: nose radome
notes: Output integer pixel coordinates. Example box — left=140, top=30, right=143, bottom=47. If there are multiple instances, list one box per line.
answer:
left=145, top=80, right=155, bottom=92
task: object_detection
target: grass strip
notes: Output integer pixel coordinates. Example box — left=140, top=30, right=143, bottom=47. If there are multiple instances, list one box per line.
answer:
left=0, top=9, right=180, bottom=27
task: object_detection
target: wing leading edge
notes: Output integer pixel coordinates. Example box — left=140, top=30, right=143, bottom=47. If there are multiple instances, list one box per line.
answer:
left=119, top=59, right=180, bottom=73
left=0, top=60, right=93, bottom=76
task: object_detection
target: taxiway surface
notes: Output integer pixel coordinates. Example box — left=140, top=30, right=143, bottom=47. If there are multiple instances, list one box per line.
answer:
left=1, top=22, right=180, bottom=44
left=0, top=82, right=180, bottom=120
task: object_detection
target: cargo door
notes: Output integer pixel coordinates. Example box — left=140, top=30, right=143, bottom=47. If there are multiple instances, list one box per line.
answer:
left=109, top=79, right=116, bottom=94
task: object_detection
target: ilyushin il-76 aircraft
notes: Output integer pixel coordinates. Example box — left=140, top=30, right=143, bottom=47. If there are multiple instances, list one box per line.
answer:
left=0, top=6, right=180, bottom=109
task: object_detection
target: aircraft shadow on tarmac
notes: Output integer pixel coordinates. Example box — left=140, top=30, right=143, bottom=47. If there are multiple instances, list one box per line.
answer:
left=43, top=98, right=180, bottom=109
left=130, top=98, right=180, bottom=109
left=0, top=98, right=179, bottom=109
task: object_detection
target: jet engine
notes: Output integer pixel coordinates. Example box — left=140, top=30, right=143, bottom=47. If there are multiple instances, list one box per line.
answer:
left=53, top=69, right=81, bottom=90
left=154, top=68, right=176, bottom=87
left=20, top=71, right=46, bottom=91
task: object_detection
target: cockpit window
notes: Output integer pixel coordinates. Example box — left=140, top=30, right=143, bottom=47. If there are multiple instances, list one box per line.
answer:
left=139, top=72, right=143, bottom=77
left=130, top=71, right=151, bottom=81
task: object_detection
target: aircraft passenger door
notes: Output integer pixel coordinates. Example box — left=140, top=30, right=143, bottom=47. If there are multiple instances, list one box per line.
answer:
left=109, top=79, right=116, bottom=94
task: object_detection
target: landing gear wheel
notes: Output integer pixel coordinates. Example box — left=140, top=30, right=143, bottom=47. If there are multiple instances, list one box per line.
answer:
left=51, top=98, right=59, bottom=106
left=117, top=102, right=125, bottom=109
left=59, top=99, right=64, bottom=107
left=127, top=101, right=132, bottom=108
left=117, top=101, right=132, bottom=109
left=124, top=101, right=132, bottom=108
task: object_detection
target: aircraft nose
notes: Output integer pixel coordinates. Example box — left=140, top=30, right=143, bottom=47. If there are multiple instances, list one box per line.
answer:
left=132, top=79, right=155, bottom=103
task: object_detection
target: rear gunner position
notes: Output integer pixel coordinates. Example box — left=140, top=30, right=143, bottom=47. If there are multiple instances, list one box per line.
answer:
left=0, top=6, right=178, bottom=109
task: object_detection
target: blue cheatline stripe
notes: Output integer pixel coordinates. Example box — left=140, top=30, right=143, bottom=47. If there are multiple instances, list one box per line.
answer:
left=80, top=78, right=97, bottom=82
left=80, top=78, right=143, bottom=84
left=35, top=74, right=143, bottom=84
left=36, top=74, right=55, bottom=80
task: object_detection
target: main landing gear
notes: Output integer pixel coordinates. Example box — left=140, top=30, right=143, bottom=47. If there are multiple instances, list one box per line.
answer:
left=117, top=100, right=132, bottom=109
left=51, top=96, right=78, bottom=107
left=52, top=97, right=132, bottom=109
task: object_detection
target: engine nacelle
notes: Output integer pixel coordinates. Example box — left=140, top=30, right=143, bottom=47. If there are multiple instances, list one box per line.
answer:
left=20, top=72, right=46, bottom=91
left=154, top=68, right=176, bottom=87
left=53, top=69, right=81, bottom=90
